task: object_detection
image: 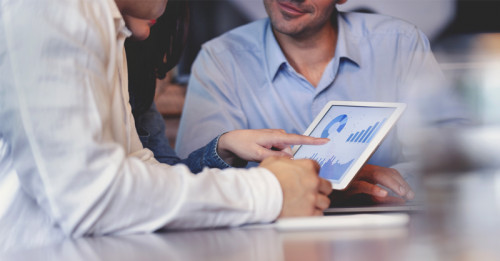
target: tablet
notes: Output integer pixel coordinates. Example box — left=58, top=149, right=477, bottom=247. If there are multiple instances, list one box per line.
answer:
left=292, top=101, right=406, bottom=190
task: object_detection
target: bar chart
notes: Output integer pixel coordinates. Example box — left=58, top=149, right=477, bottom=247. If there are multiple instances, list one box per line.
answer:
left=345, top=118, right=386, bottom=144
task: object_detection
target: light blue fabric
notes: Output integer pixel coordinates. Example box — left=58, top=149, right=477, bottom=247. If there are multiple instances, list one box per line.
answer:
left=176, top=12, right=470, bottom=177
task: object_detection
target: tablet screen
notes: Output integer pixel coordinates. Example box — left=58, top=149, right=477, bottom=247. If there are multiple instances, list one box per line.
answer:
left=293, top=102, right=404, bottom=189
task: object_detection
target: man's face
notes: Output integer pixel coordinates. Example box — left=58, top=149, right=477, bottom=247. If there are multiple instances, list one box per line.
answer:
left=264, top=0, right=343, bottom=38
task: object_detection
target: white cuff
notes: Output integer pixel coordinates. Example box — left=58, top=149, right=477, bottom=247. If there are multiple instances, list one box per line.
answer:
left=244, top=167, right=283, bottom=224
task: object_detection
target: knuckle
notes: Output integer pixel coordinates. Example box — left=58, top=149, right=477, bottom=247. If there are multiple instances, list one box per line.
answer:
left=308, top=194, right=317, bottom=205
left=254, top=150, right=264, bottom=160
left=303, top=175, right=318, bottom=189
left=324, top=181, right=333, bottom=193
left=389, top=168, right=400, bottom=176
left=268, top=155, right=279, bottom=160
left=349, top=181, right=363, bottom=191
left=302, top=195, right=315, bottom=212
left=325, top=196, right=331, bottom=207
left=307, top=160, right=321, bottom=172
left=311, top=176, right=320, bottom=188
left=320, top=196, right=330, bottom=209
left=372, top=170, right=383, bottom=179
left=296, top=158, right=312, bottom=168
left=270, top=129, right=284, bottom=135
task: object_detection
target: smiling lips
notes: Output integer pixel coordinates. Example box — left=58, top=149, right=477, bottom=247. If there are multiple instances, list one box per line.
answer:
left=278, top=2, right=309, bottom=16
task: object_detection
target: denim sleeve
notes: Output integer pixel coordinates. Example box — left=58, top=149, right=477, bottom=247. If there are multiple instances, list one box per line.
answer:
left=134, top=102, right=231, bottom=173
left=180, top=134, right=232, bottom=173
left=134, top=103, right=182, bottom=166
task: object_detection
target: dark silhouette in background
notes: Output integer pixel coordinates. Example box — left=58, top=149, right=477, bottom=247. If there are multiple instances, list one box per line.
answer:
left=177, top=1, right=250, bottom=82
left=436, top=0, right=500, bottom=42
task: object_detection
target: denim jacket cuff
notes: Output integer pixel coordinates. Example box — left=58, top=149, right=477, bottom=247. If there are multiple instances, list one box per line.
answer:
left=203, top=134, right=232, bottom=169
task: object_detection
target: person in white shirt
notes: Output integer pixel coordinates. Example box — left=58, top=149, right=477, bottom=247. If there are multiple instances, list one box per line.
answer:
left=0, top=0, right=332, bottom=252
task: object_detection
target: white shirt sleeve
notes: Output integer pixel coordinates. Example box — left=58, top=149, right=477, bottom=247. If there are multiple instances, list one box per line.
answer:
left=0, top=0, right=282, bottom=237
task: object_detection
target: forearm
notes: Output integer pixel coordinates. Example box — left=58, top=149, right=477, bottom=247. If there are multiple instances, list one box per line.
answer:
left=11, top=101, right=279, bottom=235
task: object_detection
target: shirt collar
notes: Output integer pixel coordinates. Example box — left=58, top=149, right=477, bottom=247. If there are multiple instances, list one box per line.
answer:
left=108, top=0, right=132, bottom=38
left=336, top=12, right=361, bottom=67
left=265, top=19, right=288, bottom=82
left=264, top=12, right=362, bottom=82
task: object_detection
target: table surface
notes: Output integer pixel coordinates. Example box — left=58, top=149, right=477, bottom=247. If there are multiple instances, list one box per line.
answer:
left=2, top=211, right=498, bottom=261
left=3, top=167, right=500, bottom=261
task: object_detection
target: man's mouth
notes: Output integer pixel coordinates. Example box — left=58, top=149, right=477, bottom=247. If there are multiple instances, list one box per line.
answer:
left=277, top=2, right=310, bottom=17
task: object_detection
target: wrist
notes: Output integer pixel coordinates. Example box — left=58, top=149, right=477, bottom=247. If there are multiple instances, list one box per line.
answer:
left=217, top=132, right=235, bottom=164
left=216, top=132, right=247, bottom=167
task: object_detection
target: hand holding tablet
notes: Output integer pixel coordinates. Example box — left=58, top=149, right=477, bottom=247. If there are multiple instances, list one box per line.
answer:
left=292, top=101, right=406, bottom=190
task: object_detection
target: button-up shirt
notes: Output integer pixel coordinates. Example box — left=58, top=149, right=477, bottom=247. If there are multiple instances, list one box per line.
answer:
left=0, top=0, right=282, bottom=251
left=176, top=12, right=469, bottom=177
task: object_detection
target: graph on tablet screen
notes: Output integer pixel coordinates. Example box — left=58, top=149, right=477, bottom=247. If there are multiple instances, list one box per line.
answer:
left=293, top=105, right=397, bottom=183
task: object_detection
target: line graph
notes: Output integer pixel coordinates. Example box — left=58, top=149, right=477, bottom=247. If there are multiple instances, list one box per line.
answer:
left=310, top=153, right=354, bottom=181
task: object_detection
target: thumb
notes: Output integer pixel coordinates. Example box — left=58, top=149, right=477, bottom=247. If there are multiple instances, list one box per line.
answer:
left=282, top=146, right=293, bottom=156
left=255, top=149, right=293, bottom=161
left=268, top=145, right=293, bottom=156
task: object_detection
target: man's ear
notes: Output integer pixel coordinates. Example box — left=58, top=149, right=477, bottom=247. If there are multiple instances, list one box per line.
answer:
left=336, top=0, right=347, bottom=5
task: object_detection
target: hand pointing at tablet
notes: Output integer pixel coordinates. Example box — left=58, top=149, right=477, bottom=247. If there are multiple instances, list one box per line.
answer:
left=217, top=129, right=329, bottom=166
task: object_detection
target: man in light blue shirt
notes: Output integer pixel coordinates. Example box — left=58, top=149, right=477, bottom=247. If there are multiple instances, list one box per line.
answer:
left=176, top=0, right=469, bottom=204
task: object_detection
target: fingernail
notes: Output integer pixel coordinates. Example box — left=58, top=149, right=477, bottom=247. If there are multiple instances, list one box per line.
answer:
left=407, top=190, right=415, bottom=200
left=399, top=186, right=407, bottom=195
left=376, top=188, right=388, bottom=197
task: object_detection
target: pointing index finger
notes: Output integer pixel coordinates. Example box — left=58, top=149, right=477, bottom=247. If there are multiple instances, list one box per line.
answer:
left=273, top=133, right=330, bottom=147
